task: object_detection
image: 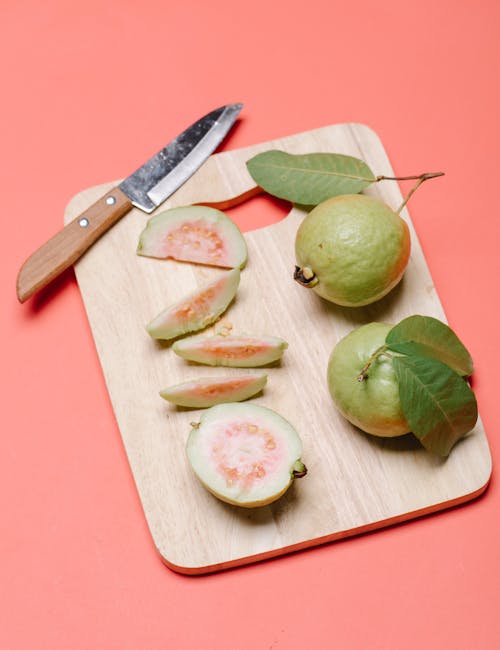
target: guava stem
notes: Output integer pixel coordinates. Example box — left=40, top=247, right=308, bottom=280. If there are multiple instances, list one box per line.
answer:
left=357, top=344, right=389, bottom=382
left=294, top=266, right=318, bottom=288
left=292, top=460, right=308, bottom=478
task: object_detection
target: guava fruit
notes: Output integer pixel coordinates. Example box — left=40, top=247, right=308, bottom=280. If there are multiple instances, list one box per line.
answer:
left=159, top=373, right=267, bottom=408
left=146, top=268, right=240, bottom=340
left=137, top=205, right=247, bottom=269
left=327, top=322, right=410, bottom=437
left=186, top=403, right=307, bottom=508
left=294, top=194, right=411, bottom=307
left=172, top=334, right=288, bottom=367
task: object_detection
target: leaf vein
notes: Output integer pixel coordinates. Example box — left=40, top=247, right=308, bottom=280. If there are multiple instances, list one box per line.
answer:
left=401, top=363, right=461, bottom=433
left=250, top=163, right=373, bottom=182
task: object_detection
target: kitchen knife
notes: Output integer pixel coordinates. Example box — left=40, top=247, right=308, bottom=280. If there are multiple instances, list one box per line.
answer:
left=16, top=103, right=243, bottom=303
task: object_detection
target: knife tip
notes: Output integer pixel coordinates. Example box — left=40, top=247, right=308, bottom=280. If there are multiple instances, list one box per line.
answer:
left=228, top=102, right=243, bottom=114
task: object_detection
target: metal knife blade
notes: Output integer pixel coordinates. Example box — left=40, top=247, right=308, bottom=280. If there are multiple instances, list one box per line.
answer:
left=119, top=104, right=242, bottom=212
left=16, top=103, right=243, bottom=303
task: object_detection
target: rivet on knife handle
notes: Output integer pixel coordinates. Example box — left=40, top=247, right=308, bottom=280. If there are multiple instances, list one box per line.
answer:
left=16, top=188, right=132, bottom=302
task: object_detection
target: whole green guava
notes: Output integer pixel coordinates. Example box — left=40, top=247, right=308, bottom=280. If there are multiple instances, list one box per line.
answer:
left=295, top=194, right=411, bottom=307
left=327, top=322, right=410, bottom=437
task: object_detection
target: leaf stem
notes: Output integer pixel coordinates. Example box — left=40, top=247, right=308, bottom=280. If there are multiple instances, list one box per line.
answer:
left=398, top=173, right=444, bottom=214
left=375, top=172, right=444, bottom=215
left=375, top=172, right=444, bottom=182
left=357, top=344, right=389, bottom=382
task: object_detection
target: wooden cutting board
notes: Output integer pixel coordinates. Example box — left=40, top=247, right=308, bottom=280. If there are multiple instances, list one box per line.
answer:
left=64, top=123, right=492, bottom=574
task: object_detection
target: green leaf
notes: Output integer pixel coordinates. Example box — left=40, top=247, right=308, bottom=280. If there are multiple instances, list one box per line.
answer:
left=386, top=315, right=473, bottom=376
left=393, top=355, right=478, bottom=457
left=246, top=151, right=376, bottom=205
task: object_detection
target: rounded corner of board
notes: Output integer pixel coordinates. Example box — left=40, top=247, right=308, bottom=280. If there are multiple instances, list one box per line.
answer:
left=155, top=546, right=215, bottom=576
left=345, top=122, right=385, bottom=147
left=474, top=458, right=493, bottom=499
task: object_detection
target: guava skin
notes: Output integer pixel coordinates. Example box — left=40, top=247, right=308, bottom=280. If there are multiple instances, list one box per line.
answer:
left=327, top=322, right=410, bottom=437
left=146, top=269, right=240, bottom=340
left=186, top=403, right=306, bottom=508
left=137, top=205, right=247, bottom=269
left=172, top=335, right=288, bottom=367
left=159, top=373, right=267, bottom=408
left=295, top=194, right=411, bottom=307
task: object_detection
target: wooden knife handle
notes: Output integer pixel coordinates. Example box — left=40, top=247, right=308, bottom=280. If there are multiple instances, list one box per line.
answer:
left=16, top=186, right=133, bottom=302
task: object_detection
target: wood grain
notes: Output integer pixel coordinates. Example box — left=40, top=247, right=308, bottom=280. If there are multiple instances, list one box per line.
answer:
left=64, top=123, right=492, bottom=574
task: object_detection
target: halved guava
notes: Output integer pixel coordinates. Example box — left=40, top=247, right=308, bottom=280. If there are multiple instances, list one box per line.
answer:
left=146, top=269, right=240, bottom=340
left=186, top=403, right=307, bottom=508
left=172, top=334, right=288, bottom=367
left=137, top=205, right=247, bottom=269
left=160, top=373, right=267, bottom=408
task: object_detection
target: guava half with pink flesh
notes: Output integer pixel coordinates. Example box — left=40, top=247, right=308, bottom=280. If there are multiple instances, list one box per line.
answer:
left=137, top=205, right=247, bottom=269
left=146, top=269, right=240, bottom=340
left=187, top=403, right=307, bottom=508
left=172, top=334, right=288, bottom=367
left=159, top=373, right=267, bottom=408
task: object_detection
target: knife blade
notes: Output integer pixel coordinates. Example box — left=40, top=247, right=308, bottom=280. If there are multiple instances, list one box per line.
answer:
left=16, top=103, right=243, bottom=303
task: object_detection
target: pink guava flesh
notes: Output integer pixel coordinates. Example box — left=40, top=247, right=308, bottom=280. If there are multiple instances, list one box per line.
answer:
left=159, top=373, right=267, bottom=408
left=137, top=206, right=247, bottom=269
left=211, top=419, right=283, bottom=490
left=172, top=335, right=288, bottom=367
left=186, top=403, right=307, bottom=508
left=146, top=269, right=240, bottom=340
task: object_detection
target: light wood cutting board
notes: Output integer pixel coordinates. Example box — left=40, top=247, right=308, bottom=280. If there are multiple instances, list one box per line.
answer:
left=64, top=123, right=492, bottom=574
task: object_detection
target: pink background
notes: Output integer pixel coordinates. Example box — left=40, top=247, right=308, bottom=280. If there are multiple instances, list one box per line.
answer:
left=2, top=1, right=499, bottom=648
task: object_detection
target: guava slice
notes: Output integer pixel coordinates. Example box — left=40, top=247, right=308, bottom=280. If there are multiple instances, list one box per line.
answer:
left=137, top=205, right=247, bottom=269
left=172, top=334, right=288, bottom=367
left=146, top=269, right=240, bottom=340
left=187, top=403, right=307, bottom=508
left=160, top=373, right=267, bottom=408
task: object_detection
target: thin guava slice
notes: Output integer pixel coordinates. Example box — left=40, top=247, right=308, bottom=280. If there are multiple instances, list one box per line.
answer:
left=172, top=334, right=288, bottom=367
left=187, top=403, right=307, bottom=508
left=137, top=205, right=247, bottom=269
left=146, top=269, right=240, bottom=340
left=160, top=373, right=267, bottom=408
